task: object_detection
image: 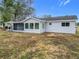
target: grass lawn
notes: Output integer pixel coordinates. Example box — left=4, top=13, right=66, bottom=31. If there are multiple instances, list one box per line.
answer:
left=0, top=29, right=79, bottom=59
left=76, top=26, right=79, bottom=36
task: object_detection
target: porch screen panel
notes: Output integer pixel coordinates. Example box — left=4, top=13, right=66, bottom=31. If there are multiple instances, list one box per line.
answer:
left=35, top=23, right=39, bottom=29
left=13, top=23, right=24, bottom=30
left=30, top=23, right=34, bottom=29
left=25, top=23, right=28, bottom=29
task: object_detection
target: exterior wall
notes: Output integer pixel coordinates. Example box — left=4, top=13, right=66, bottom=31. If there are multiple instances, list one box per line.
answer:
left=24, top=19, right=38, bottom=33
left=11, top=18, right=76, bottom=34
left=39, top=22, right=45, bottom=33
left=5, top=22, right=13, bottom=31
left=12, top=19, right=44, bottom=33
left=5, top=22, right=11, bottom=27
left=45, top=21, right=76, bottom=34
left=40, top=22, right=46, bottom=33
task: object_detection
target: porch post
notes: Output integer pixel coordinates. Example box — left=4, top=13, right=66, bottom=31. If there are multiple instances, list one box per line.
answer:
left=40, top=22, right=42, bottom=29
left=24, top=23, right=25, bottom=31
left=11, top=23, right=13, bottom=31
left=33, top=23, right=35, bottom=29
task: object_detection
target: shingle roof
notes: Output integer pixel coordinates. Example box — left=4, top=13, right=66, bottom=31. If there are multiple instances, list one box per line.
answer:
left=40, top=15, right=78, bottom=21
left=12, top=15, right=78, bottom=22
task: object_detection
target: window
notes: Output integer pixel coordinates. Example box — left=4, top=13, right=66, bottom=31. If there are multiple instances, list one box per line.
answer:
left=35, top=23, right=39, bottom=29
left=49, top=23, right=52, bottom=25
left=25, top=23, right=28, bottom=29
left=30, top=23, right=34, bottom=29
left=66, top=22, right=70, bottom=26
left=62, top=22, right=70, bottom=27
left=62, top=23, right=65, bottom=26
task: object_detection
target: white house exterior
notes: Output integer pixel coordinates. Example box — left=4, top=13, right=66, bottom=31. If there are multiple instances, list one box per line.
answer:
left=6, top=15, right=77, bottom=34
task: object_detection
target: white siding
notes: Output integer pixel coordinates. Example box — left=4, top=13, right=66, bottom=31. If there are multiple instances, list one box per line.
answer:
left=11, top=18, right=76, bottom=34
left=46, top=21, right=76, bottom=34
left=12, top=19, right=44, bottom=33
left=39, top=22, right=45, bottom=33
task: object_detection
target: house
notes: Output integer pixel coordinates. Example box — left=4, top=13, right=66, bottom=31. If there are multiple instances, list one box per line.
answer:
left=5, top=15, right=78, bottom=34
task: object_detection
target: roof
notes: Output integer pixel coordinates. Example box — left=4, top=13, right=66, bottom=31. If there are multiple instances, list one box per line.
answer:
left=40, top=15, right=78, bottom=21
left=12, top=15, right=78, bottom=22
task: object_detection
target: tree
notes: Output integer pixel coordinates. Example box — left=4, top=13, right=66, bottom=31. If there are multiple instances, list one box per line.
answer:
left=77, top=22, right=79, bottom=26
left=0, top=0, right=14, bottom=27
left=0, top=0, right=34, bottom=27
left=13, top=0, right=34, bottom=20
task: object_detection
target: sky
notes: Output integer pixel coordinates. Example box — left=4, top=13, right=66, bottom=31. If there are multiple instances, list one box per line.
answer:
left=33, top=0, right=79, bottom=21
left=0, top=0, right=79, bottom=21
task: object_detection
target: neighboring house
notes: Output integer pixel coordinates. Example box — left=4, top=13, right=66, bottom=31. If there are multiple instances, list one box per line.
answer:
left=6, top=15, right=77, bottom=34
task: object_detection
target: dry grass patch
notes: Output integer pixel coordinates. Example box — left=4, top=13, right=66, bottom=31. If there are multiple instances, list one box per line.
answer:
left=0, top=30, right=79, bottom=59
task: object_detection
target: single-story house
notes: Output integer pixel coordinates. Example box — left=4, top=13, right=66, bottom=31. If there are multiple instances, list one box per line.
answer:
left=5, top=15, right=78, bottom=34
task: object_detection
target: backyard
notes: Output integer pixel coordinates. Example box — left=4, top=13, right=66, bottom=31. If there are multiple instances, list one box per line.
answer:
left=0, top=27, right=79, bottom=59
